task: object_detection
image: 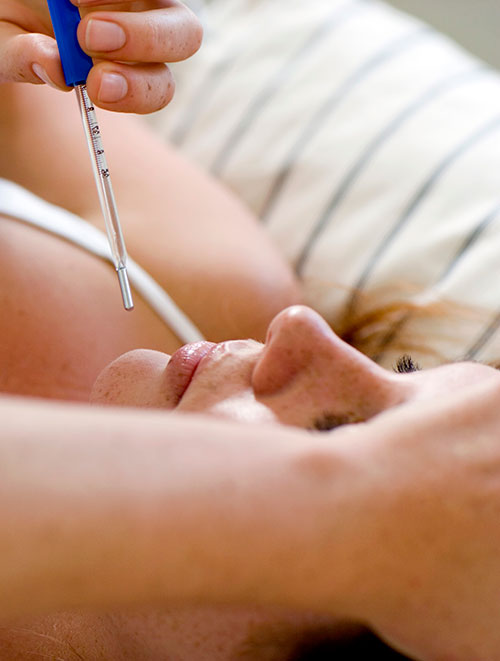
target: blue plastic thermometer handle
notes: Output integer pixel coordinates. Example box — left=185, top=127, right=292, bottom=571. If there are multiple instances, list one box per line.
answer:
left=46, top=0, right=93, bottom=86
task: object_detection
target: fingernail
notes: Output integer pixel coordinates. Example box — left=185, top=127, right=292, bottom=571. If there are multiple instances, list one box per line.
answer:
left=86, top=19, right=126, bottom=52
left=98, top=72, right=128, bottom=103
left=32, top=63, right=60, bottom=89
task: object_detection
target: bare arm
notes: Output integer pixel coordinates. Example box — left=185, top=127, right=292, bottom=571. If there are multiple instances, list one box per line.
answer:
left=0, top=395, right=362, bottom=620
left=3, top=382, right=500, bottom=659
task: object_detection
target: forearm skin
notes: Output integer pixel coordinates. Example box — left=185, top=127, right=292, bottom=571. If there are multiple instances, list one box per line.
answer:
left=0, top=396, right=372, bottom=621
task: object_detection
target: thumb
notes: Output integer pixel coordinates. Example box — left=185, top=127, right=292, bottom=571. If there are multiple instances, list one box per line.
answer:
left=0, top=25, right=68, bottom=89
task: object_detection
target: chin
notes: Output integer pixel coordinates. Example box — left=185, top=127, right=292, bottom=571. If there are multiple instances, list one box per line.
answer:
left=90, top=349, right=169, bottom=408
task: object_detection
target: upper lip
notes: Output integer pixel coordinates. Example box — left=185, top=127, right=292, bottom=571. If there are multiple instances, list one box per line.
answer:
left=164, top=341, right=216, bottom=405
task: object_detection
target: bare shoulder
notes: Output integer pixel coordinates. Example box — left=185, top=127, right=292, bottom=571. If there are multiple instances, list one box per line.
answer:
left=0, top=206, right=300, bottom=401
left=0, top=214, right=178, bottom=400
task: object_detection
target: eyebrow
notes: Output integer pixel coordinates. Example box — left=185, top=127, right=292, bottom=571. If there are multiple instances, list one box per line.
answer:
left=311, top=413, right=356, bottom=431
left=234, top=621, right=331, bottom=659
left=236, top=624, right=414, bottom=659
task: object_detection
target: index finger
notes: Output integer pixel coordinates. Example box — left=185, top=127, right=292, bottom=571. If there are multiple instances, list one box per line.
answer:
left=76, top=1, right=203, bottom=63
left=73, top=0, right=182, bottom=8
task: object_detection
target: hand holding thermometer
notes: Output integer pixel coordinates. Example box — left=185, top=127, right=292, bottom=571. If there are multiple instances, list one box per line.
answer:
left=46, top=0, right=134, bottom=311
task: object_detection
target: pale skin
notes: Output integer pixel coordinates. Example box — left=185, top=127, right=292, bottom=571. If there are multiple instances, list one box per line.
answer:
left=3, top=308, right=500, bottom=659
left=2, top=2, right=500, bottom=659
left=90, top=305, right=500, bottom=661
left=0, top=4, right=313, bottom=656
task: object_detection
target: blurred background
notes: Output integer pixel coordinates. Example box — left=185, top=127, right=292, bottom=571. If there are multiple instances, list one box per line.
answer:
left=386, top=0, right=499, bottom=69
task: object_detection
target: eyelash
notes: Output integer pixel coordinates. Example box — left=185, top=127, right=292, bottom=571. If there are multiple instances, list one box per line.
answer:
left=394, top=354, right=421, bottom=374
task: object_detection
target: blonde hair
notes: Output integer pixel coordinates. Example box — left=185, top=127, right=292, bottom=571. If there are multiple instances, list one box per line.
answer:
left=336, top=289, right=497, bottom=367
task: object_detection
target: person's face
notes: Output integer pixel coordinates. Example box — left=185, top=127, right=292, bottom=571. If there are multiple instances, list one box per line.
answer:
left=91, top=305, right=499, bottom=428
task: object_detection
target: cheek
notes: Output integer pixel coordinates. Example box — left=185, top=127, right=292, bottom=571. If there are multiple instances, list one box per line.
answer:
left=259, top=393, right=320, bottom=428
left=254, top=374, right=370, bottom=429
left=180, top=387, right=278, bottom=425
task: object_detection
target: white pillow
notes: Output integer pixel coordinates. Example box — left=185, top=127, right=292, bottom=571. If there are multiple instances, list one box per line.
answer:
left=146, top=0, right=500, bottom=368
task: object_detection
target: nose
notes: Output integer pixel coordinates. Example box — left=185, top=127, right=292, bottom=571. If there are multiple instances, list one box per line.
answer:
left=252, top=306, right=404, bottom=421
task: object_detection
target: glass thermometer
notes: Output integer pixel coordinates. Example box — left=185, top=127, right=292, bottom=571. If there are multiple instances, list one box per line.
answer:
left=46, top=0, right=134, bottom=311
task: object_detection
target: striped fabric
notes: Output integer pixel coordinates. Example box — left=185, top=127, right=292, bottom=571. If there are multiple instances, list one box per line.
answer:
left=146, top=0, right=500, bottom=368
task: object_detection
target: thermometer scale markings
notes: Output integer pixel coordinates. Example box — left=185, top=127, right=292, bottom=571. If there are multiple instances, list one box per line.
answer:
left=75, top=84, right=133, bottom=308
left=46, top=0, right=133, bottom=310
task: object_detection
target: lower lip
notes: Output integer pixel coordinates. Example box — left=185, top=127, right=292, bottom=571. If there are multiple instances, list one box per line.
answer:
left=164, top=341, right=216, bottom=404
